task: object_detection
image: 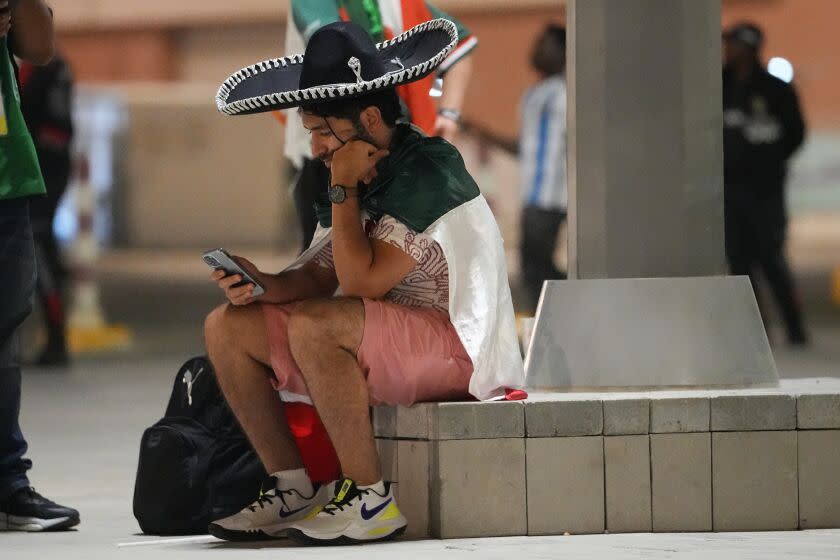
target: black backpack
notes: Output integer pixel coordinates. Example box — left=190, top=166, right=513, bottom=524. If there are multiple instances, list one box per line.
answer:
left=132, top=356, right=266, bottom=535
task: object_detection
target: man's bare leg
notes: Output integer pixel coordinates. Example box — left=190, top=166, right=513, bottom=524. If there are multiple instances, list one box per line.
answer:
left=204, top=303, right=303, bottom=473
left=287, top=298, right=380, bottom=485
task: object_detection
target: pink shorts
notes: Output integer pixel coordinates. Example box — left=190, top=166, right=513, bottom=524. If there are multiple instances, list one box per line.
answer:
left=261, top=298, right=474, bottom=406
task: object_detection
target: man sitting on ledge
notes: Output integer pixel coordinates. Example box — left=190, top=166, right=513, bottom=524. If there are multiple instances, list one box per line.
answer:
left=204, top=19, right=523, bottom=545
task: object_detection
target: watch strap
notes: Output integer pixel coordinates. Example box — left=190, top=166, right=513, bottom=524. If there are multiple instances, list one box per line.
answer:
left=332, top=184, right=360, bottom=195
left=438, top=108, right=461, bottom=123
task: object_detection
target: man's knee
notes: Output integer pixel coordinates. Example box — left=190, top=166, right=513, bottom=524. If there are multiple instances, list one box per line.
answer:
left=204, top=303, right=257, bottom=354
left=204, top=303, right=231, bottom=354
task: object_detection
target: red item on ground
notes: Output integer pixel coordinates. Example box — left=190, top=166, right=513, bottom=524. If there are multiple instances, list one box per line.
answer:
left=283, top=403, right=341, bottom=483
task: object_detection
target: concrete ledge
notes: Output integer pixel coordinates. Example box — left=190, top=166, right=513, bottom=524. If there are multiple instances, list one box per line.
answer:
left=373, top=401, right=525, bottom=440
left=650, top=398, right=710, bottom=433
left=604, top=399, right=650, bottom=435
left=797, top=394, right=840, bottom=429
left=525, top=400, right=603, bottom=437
left=711, top=395, right=797, bottom=431
left=377, top=387, right=840, bottom=538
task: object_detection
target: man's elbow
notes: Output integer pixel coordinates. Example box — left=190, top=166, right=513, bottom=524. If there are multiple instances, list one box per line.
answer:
left=26, top=48, right=55, bottom=66
left=26, top=44, right=54, bottom=65
left=339, top=279, right=389, bottom=301
left=14, top=36, right=55, bottom=65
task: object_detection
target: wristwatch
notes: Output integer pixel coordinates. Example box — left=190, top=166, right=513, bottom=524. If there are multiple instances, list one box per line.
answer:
left=437, top=108, right=461, bottom=124
left=328, top=184, right=359, bottom=204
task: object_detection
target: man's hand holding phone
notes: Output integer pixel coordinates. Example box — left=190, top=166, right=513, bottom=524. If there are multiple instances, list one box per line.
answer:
left=204, top=249, right=267, bottom=306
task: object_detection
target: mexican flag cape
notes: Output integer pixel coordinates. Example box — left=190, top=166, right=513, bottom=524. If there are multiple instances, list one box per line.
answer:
left=285, top=124, right=524, bottom=401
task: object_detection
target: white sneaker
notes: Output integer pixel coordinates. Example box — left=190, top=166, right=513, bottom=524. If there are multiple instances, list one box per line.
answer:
left=287, top=478, right=407, bottom=545
left=208, top=476, right=333, bottom=541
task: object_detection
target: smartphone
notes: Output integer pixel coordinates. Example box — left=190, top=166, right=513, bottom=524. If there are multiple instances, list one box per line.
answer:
left=202, top=248, right=266, bottom=297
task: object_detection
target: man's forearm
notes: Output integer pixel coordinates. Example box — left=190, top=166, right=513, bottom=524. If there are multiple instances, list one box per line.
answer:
left=330, top=197, right=374, bottom=294
left=439, top=55, right=472, bottom=113
left=10, top=0, right=53, bottom=64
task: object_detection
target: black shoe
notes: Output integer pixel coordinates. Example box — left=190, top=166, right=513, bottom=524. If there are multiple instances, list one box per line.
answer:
left=788, top=328, right=810, bottom=347
left=0, top=487, right=80, bottom=531
left=34, top=347, right=70, bottom=367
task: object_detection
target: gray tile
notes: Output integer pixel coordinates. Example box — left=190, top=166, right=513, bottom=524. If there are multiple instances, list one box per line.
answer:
left=711, top=395, right=796, bottom=431
left=372, top=406, right=396, bottom=438
left=375, top=402, right=525, bottom=441
left=373, top=404, right=431, bottom=440
left=431, top=401, right=525, bottom=440
left=604, top=399, right=650, bottom=435
left=797, top=394, right=840, bottom=430
left=397, top=440, right=431, bottom=539
left=396, top=404, right=433, bottom=440
left=604, top=435, right=651, bottom=532
left=431, top=438, right=526, bottom=538
left=650, top=398, right=709, bottom=433
left=798, top=430, right=840, bottom=529
left=651, top=433, right=712, bottom=531
left=525, top=400, right=603, bottom=437
left=712, top=431, right=798, bottom=531
left=376, top=438, right=398, bottom=483
left=526, top=437, right=605, bottom=535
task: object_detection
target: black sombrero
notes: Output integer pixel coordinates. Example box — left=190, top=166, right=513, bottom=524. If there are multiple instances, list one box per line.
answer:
left=216, top=18, right=457, bottom=116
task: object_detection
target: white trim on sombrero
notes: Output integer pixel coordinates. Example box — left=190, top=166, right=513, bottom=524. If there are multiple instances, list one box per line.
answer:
left=216, top=18, right=458, bottom=116
left=437, top=35, right=478, bottom=75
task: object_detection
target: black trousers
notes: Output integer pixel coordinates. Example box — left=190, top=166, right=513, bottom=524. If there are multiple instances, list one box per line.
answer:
left=29, top=152, right=70, bottom=356
left=292, top=158, right=330, bottom=254
left=520, top=205, right=567, bottom=312
left=0, top=199, right=36, bottom=498
left=724, top=189, right=807, bottom=342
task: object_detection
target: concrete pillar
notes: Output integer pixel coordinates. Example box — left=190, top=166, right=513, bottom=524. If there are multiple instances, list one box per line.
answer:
left=567, top=0, right=726, bottom=279
left=525, top=0, right=777, bottom=388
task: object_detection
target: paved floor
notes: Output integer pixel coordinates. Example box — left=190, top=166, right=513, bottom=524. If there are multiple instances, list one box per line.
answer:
left=5, top=354, right=840, bottom=559
left=4, top=249, right=840, bottom=558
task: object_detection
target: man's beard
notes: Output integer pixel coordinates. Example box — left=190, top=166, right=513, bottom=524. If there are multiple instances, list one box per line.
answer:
left=352, top=120, right=379, bottom=146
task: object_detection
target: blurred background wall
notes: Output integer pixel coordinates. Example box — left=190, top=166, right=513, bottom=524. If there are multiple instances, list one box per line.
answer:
left=49, top=0, right=562, bottom=249
left=41, top=0, right=840, bottom=287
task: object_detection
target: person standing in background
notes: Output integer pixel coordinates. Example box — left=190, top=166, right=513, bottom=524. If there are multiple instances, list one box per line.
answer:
left=722, top=22, right=808, bottom=345
left=284, top=0, right=477, bottom=253
left=519, top=25, right=567, bottom=312
left=0, top=0, right=80, bottom=531
left=19, top=49, right=73, bottom=366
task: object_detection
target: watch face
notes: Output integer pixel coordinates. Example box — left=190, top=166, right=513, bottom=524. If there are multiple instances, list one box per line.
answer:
left=329, top=185, right=346, bottom=204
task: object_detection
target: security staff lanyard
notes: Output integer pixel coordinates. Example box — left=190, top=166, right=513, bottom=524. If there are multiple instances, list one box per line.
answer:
left=0, top=39, right=11, bottom=136
left=0, top=69, right=7, bottom=135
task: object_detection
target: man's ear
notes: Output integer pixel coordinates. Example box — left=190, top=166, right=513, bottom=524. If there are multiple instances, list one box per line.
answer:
left=361, top=106, right=383, bottom=131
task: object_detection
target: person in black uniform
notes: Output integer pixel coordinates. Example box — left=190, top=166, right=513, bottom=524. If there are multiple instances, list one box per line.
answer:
left=18, top=50, right=73, bottom=365
left=722, top=22, right=808, bottom=345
